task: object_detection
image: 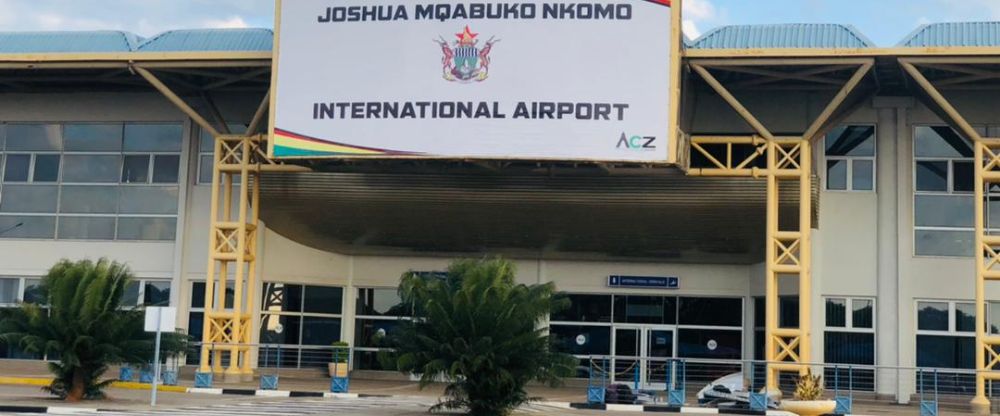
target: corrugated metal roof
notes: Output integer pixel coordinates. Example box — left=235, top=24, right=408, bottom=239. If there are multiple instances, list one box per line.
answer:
left=691, top=23, right=874, bottom=49
left=0, top=31, right=142, bottom=53
left=137, top=28, right=273, bottom=52
left=900, top=22, right=1000, bottom=47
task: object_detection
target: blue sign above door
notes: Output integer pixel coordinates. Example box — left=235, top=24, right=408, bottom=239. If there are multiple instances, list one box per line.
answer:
left=607, top=275, right=679, bottom=289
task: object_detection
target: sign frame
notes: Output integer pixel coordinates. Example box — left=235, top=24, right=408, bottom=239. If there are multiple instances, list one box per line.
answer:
left=607, top=275, right=680, bottom=289
left=268, top=0, right=684, bottom=164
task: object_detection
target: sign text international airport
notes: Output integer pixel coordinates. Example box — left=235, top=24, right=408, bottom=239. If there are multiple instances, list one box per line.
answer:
left=271, top=0, right=674, bottom=161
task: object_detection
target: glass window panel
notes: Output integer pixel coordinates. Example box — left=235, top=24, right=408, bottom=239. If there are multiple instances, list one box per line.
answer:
left=678, top=297, right=742, bottom=327
left=852, top=299, right=874, bottom=329
left=551, top=293, right=612, bottom=323
left=353, top=350, right=394, bottom=371
left=824, top=332, right=875, bottom=365
left=915, top=229, right=974, bottom=257
left=32, top=155, right=59, bottom=183
left=825, top=125, right=875, bottom=157
left=115, top=217, right=176, bottom=241
left=826, top=160, right=847, bottom=190
left=613, top=295, right=675, bottom=324
left=123, top=124, right=182, bottom=152
left=198, top=155, right=213, bottom=184
left=954, top=161, right=974, bottom=193
left=143, top=281, right=171, bottom=306
left=915, top=126, right=973, bottom=158
left=6, top=124, right=61, bottom=151
left=63, top=124, right=122, bottom=151
left=261, top=283, right=303, bottom=313
left=955, top=302, right=976, bottom=333
left=991, top=301, right=1000, bottom=335
left=915, top=195, right=973, bottom=228
left=677, top=328, right=742, bottom=359
left=852, top=159, right=874, bottom=191
left=356, top=288, right=408, bottom=317
left=152, top=155, right=180, bottom=184
left=191, top=281, right=206, bottom=308
left=780, top=296, right=799, bottom=329
left=57, top=216, right=115, bottom=240
left=3, top=154, right=29, bottom=182
left=303, top=285, right=343, bottom=314
left=549, top=324, right=611, bottom=356
left=1, top=185, right=57, bottom=213
left=918, top=301, right=950, bottom=331
left=301, top=316, right=340, bottom=345
left=59, top=185, right=118, bottom=214
left=259, top=314, right=302, bottom=345
left=826, top=298, right=846, bottom=327
left=753, top=297, right=765, bottom=328
left=916, top=335, right=975, bottom=369
left=122, top=281, right=140, bottom=306
left=23, top=278, right=43, bottom=304
left=354, top=318, right=401, bottom=348
left=118, top=186, right=178, bottom=215
left=121, top=155, right=149, bottom=183
left=916, top=161, right=949, bottom=192
left=0, top=215, right=55, bottom=239
left=62, top=155, right=121, bottom=183
left=188, top=311, right=204, bottom=340
left=0, top=277, right=18, bottom=304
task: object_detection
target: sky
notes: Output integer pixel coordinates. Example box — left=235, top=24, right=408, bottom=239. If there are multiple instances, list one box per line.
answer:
left=0, top=0, right=997, bottom=47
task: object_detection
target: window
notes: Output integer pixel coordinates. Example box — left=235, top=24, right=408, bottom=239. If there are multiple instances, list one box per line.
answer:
left=825, top=125, right=876, bottom=191
left=0, top=277, right=17, bottom=305
left=551, top=293, right=744, bottom=379
left=824, top=297, right=875, bottom=391
left=552, top=294, right=612, bottom=323
left=0, top=122, right=182, bottom=241
left=915, top=300, right=984, bottom=394
left=354, top=287, right=411, bottom=370
left=198, top=124, right=247, bottom=184
left=259, top=283, right=343, bottom=369
left=912, top=125, right=991, bottom=257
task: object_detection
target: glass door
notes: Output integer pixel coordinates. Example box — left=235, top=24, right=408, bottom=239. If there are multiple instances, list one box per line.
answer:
left=613, top=327, right=640, bottom=384
left=643, top=327, right=674, bottom=387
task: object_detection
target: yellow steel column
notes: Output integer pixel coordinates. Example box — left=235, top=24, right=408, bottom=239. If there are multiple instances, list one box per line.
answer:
left=798, top=139, right=812, bottom=369
left=199, top=133, right=223, bottom=373
left=199, top=134, right=266, bottom=381
left=765, top=139, right=780, bottom=392
left=974, top=140, right=988, bottom=412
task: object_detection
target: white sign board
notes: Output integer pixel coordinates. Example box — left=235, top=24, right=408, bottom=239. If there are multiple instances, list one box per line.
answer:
left=271, top=0, right=675, bottom=162
left=144, top=306, right=177, bottom=332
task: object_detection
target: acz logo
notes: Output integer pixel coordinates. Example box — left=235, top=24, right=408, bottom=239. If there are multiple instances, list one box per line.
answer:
left=617, top=133, right=656, bottom=150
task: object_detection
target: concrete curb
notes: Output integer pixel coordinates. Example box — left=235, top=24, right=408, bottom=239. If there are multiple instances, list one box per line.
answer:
left=0, top=377, right=187, bottom=393
left=0, top=405, right=105, bottom=414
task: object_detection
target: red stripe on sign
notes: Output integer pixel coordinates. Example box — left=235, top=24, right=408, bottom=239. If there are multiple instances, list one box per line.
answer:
left=653, top=0, right=671, bottom=5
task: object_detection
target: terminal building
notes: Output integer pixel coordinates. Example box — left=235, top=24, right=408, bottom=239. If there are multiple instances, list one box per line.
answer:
left=1, top=19, right=1000, bottom=410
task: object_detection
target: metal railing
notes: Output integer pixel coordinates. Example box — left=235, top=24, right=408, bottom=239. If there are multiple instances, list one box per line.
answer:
left=579, top=355, right=1000, bottom=413
left=186, top=342, right=354, bottom=372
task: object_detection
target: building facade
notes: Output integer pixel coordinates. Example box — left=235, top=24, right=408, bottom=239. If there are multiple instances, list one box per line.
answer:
left=0, top=22, right=999, bottom=405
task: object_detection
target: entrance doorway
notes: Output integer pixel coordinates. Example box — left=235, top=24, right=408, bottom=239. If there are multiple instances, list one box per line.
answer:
left=612, top=326, right=675, bottom=387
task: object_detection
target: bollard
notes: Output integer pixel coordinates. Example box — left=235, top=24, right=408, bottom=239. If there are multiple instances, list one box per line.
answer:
left=194, top=371, right=213, bottom=388
left=161, top=370, right=178, bottom=386
left=587, top=357, right=606, bottom=404
left=119, top=366, right=134, bottom=382
left=667, top=359, right=685, bottom=407
left=748, top=361, right=768, bottom=412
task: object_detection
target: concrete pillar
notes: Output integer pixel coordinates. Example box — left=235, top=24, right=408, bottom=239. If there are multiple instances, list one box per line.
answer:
left=873, top=96, right=912, bottom=402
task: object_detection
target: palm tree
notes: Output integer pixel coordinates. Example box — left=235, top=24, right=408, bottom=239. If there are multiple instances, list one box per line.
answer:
left=0, top=258, right=185, bottom=401
left=386, top=258, right=575, bottom=416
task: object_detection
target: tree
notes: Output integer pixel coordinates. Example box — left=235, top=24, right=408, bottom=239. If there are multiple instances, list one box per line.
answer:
left=386, top=258, right=575, bottom=416
left=0, top=258, right=186, bottom=402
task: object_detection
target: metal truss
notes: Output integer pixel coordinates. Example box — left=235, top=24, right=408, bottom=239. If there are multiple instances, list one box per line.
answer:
left=687, top=59, right=872, bottom=393
left=901, top=57, right=1000, bottom=414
